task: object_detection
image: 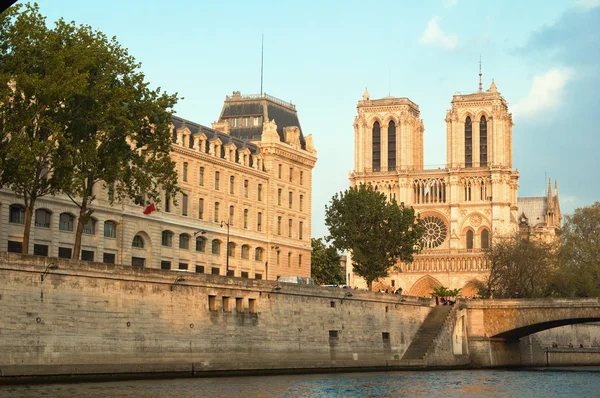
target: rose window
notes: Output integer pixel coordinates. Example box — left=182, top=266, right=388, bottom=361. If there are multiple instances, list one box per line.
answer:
left=420, top=216, right=447, bottom=249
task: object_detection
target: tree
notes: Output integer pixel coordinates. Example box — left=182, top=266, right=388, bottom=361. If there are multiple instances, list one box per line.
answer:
left=325, top=184, right=424, bottom=290
left=311, top=238, right=344, bottom=285
left=482, top=232, right=558, bottom=298
left=556, top=202, right=600, bottom=297
left=49, top=17, right=179, bottom=259
left=0, top=4, right=76, bottom=253
left=430, top=286, right=461, bottom=298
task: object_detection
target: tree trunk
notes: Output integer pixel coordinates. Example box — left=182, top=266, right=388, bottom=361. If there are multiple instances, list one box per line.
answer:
left=367, top=279, right=373, bottom=291
left=21, top=203, right=34, bottom=254
left=72, top=204, right=87, bottom=260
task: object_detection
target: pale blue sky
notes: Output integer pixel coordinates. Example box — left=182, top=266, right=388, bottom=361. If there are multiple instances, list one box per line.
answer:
left=32, top=0, right=600, bottom=238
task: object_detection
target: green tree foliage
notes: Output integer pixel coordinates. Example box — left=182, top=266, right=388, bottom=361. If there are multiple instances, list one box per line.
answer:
left=482, top=232, right=558, bottom=298
left=325, top=184, right=424, bottom=290
left=311, top=238, right=344, bottom=285
left=556, top=202, right=600, bottom=297
left=430, top=286, right=461, bottom=298
left=1, top=3, right=179, bottom=258
left=0, top=4, right=75, bottom=253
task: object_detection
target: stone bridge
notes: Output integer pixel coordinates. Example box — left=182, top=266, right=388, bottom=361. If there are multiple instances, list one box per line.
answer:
left=455, top=298, right=600, bottom=367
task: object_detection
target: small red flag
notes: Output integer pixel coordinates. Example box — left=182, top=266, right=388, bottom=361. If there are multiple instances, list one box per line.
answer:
left=143, top=203, right=156, bottom=215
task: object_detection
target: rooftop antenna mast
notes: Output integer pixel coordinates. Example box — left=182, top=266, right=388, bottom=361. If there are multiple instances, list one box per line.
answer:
left=260, top=34, right=264, bottom=96
left=478, top=56, right=483, bottom=92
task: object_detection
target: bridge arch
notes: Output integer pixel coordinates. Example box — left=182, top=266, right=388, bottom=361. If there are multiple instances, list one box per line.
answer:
left=407, top=275, right=442, bottom=297
left=491, top=317, right=600, bottom=340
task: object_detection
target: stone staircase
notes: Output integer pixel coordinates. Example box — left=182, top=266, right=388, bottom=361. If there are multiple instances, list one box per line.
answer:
left=401, top=306, right=454, bottom=361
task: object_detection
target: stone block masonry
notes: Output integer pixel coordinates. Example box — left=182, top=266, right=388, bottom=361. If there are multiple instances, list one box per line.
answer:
left=0, top=253, right=435, bottom=381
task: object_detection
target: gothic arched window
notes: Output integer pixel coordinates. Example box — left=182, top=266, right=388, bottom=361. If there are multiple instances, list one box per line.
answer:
left=466, top=230, right=474, bottom=250
left=480, top=116, right=487, bottom=167
left=481, top=229, right=490, bottom=249
left=372, top=121, right=381, bottom=171
left=388, top=120, right=396, bottom=171
left=465, top=116, right=472, bottom=168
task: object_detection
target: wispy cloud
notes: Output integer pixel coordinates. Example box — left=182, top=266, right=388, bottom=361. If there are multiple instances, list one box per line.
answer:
left=575, top=0, right=600, bottom=12
left=512, top=68, right=574, bottom=119
left=419, top=17, right=458, bottom=50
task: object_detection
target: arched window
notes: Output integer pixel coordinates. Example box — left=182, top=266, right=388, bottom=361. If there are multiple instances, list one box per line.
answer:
left=372, top=121, right=381, bottom=171
left=241, top=244, right=250, bottom=259
left=388, top=120, right=396, bottom=171
left=9, top=204, right=26, bottom=224
left=480, top=116, right=487, bottom=167
left=196, top=237, right=206, bottom=252
left=481, top=229, right=490, bottom=249
left=104, top=221, right=117, bottom=238
left=83, top=218, right=97, bottom=235
left=465, top=116, right=472, bottom=168
left=466, top=230, right=474, bottom=250
left=228, top=242, right=236, bottom=257
left=132, top=235, right=144, bottom=248
left=255, top=247, right=264, bottom=261
left=35, top=209, right=52, bottom=228
left=59, top=213, right=75, bottom=232
left=179, top=233, right=190, bottom=250
left=161, top=230, right=173, bottom=247
left=211, top=239, right=221, bottom=255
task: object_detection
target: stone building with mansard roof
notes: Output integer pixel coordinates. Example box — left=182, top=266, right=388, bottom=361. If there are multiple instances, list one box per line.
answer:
left=347, top=77, right=561, bottom=296
left=1, top=92, right=317, bottom=280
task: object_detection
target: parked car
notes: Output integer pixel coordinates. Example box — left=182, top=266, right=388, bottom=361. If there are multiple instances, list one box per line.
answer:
left=277, top=276, right=315, bottom=285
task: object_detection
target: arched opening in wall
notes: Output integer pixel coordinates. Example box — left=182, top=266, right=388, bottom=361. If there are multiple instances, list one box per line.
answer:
left=9, top=204, right=26, bottom=225
left=131, top=231, right=152, bottom=268
left=59, top=212, right=76, bottom=232
left=481, top=229, right=490, bottom=249
left=460, top=280, right=483, bottom=299
left=466, top=230, right=474, bottom=250
left=407, top=275, right=443, bottom=297
left=34, top=208, right=52, bottom=228
left=480, top=115, right=487, bottom=167
left=388, top=120, right=396, bottom=171
left=372, top=121, right=381, bottom=171
left=465, top=116, right=472, bottom=168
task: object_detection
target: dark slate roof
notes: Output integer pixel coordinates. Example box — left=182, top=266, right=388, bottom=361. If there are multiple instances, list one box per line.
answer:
left=517, top=197, right=547, bottom=227
left=219, top=93, right=306, bottom=149
left=171, top=115, right=260, bottom=156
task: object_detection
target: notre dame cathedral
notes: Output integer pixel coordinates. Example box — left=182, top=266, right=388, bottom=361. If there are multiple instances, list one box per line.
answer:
left=347, top=77, right=561, bottom=296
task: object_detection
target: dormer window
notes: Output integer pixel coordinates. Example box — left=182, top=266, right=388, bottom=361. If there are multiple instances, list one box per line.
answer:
left=253, top=117, right=262, bottom=126
left=230, top=118, right=238, bottom=127
left=243, top=117, right=250, bottom=127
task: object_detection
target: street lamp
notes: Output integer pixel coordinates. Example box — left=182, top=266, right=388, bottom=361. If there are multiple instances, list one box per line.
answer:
left=41, top=262, right=58, bottom=282
left=221, top=220, right=230, bottom=275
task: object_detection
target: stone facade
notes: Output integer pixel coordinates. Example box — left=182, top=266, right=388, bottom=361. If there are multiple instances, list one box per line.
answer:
left=0, top=93, right=316, bottom=281
left=348, top=80, right=560, bottom=295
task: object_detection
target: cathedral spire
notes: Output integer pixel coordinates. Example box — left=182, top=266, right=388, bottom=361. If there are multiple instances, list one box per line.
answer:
left=554, top=180, right=559, bottom=196
left=362, top=87, right=370, bottom=101
left=547, top=178, right=553, bottom=207
left=478, top=56, right=483, bottom=92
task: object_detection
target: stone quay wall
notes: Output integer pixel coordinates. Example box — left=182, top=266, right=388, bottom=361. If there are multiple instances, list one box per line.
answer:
left=0, top=253, right=435, bottom=380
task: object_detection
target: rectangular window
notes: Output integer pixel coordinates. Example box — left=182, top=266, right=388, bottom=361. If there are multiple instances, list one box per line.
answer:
left=254, top=273, right=262, bottom=280
left=229, top=206, right=235, bottom=226
left=222, top=296, right=231, bottom=312
left=195, top=265, right=204, bottom=273
left=300, top=195, right=304, bottom=211
left=278, top=189, right=282, bottom=205
left=243, top=117, right=250, bottom=127
left=209, top=295, right=217, bottom=311
left=289, top=192, right=293, bottom=209
left=182, top=193, right=188, bottom=216
left=108, top=184, right=115, bottom=201
left=244, top=180, right=248, bottom=198
left=288, top=219, right=292, bottom=238
left=382, top=332, right=390, bottom=341
left=161, top=260, right=171, bottom=270
left=33, top=244, right=49, bottom=257
left=289, top=167, right=293, bottom=182
left=227, top=270, right=235, bottom=277
left=165, top=193, right=171, bottom=213
left=278, top=164, right=282, bottom=178
left=253, top=116, right=261, bottom=126
left=199, top=198, right=204, bottom=219
left=214, top=202, right=219, bottom=223
left=104, top=222, right=116, bottom=238
left=236, top=297, right=244, bottom=312
left=183, top=162, right=188, bottom=182
left=58, top=247, right=72, bottom=259
left=131, top=257, right=145, bottom=267
left=299, top=254, right=302, bottom=267
left=241, top=271, right=249, bottom=278
left=199, top=167, right=204, bottom=186
left=258, top=184, right=263, bottom=201
left=81, top=250, right=94, bottom=261
left=230, top=175, right=235, bottom=194
left=288, top=252, right=291, bottom=267
left=300, top=171, right=304, bottom=185
left=7, top=241, right=23, bottom=253
left=211, top=267, right=220, bottom=275
left=244, top=209, right=248, bottom=229
left=257, top=212, right=262, bottom=232
left=249, top=298, right=257, bottom=313
left=230, top=118, right=238, bottom=127
left=179, top=262, right=188, bottom=271
left=277, top=216, right=282, bottom=235
left=329, top=330, right=339, bottom=339
left=299, top=221, right=303, bottom=240
left=215, top=171, right=220, bottom=190
left=103, top=253, right=116, bottom=264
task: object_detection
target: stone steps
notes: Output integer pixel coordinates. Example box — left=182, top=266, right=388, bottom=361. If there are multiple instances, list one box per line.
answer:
left=401, top=306, right=453, bottom=361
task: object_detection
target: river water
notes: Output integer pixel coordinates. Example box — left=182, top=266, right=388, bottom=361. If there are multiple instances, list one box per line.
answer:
left=1, top=368, right=599, bottom=397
